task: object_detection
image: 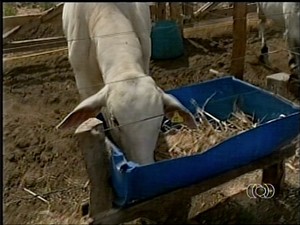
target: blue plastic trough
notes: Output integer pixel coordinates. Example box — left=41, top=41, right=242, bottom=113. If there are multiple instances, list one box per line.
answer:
left=106, top=76, right=300, bottom=207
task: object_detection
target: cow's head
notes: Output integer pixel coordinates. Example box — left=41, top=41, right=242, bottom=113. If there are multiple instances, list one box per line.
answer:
left=57, top=77, right=197, bottom=165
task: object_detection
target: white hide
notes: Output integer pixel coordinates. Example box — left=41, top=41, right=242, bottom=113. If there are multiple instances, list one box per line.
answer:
left=257, top=2, right=300, bottom=78
left=58, top=3, right=197, bottom=165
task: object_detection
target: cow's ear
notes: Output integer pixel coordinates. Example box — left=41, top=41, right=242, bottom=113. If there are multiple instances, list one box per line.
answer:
left=160, top=90, right=197, bottom=129
left=56, top=86, right=108, bottom=129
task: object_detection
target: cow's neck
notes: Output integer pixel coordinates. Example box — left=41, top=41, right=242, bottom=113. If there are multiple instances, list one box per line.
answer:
left=103, top=69, right=147, bottom=84
left=95, top=32, right=147, bottom=83
left=99, top=54, right=146, bottom=83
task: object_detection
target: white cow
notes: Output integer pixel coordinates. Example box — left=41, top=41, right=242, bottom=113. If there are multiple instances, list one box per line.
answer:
left=58, top=3, right=197, bottom=165
left=257, top=2, right=300, bottom=81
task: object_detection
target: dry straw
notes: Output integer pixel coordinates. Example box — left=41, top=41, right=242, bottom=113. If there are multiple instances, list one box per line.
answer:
left=155, top=98, right=259, bottom=161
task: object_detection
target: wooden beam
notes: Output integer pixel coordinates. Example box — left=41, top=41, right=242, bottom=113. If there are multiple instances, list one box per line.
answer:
left=157, top=3, right=167, bottom=20
left=90, top=142, right=295, bottom=225
left=183, top=12, right=264, bottom=39
left=40, top=3, right=64, bottom=23
left=3, top=48, right=68, bottom=62
left=262, top=160, right=285, bottom=194
left=3, top=14, right=41, bottom=34
left=3, top=36, right=67, bottom=54
left=194, top=2, right=220, bottom=19
left=4, top=36, right=66, bottom=47
left=3, top=25, right=21, bottom=42
left=75, top=118, right=113, bottom=217
left=182, top=2, right=194, bottom=17
left=199, top=3, right=257, bottom=20
left=230, top=2, right=247, bottom=80
left=149, top=4, right=157, bottom=22
left=170, top=3, right=182, bottom=23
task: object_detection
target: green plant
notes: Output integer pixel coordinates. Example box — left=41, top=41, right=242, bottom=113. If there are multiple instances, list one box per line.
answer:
left=39, top=2, right=56, bottom=11
left=3, top=4, right=18, bottom=16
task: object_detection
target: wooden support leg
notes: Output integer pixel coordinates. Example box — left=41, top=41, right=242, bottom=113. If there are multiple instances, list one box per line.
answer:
left=163, top=198, right=191, bottom=224
left=262, top=160, right=285, bottom=195
left=75, top=118, right=113, bottom=219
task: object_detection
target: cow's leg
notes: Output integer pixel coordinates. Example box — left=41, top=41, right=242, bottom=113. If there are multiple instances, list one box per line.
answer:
left=258, top=7, right=270, bottom=65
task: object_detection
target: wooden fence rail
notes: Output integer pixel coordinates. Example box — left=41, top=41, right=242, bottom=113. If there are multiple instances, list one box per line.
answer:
left=3, top=36, right=67, bottom=54
left=3, top=2, right=257, bottom=41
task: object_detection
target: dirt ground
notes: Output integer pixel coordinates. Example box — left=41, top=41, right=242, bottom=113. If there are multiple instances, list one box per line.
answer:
left=3, top=6, right=300, bottom=225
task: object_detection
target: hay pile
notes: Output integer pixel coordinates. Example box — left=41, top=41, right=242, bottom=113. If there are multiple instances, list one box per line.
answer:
left=155, top=104, right=259, bottom=161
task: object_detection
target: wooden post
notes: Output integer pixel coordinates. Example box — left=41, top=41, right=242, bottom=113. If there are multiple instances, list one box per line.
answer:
left=230, top=2, right=247, bottom=80
left=170, top=2, right=184, bottom=35
left=193, top=2, right=221, bottom=19
left=149, top=3, right=157, bottom=22
left=157, top=3, right=167, bottom=20
left=262, top=160, right=285, bottom=194
left=182, top=2, right=194, bottom=24
left=75, top=118, right=113, bottom=218
left=170, top=2, right=182, bottom=23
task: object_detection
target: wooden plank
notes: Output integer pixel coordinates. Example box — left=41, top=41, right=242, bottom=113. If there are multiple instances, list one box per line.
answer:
left=3, top=3, right=63, bottom=44
left=40, top=3, right=64, bottom=23
left=90, top=142, right=295, bottom=225
left=3, top=14, right=42, bottom=34
left=157, top=3, right=167, bottom=20
left=262, top=160, right=285, bottom=194
left=200, top=3, right=257, bottom=20
left=183, top=12, right=272, bottom=39
left=182, top=2, right=194, bottom=17
left=194, top=2, right=221, bottom=18
left=4, top=36, right=66, bottom=47
left=3, top=36, right=67, bottom=54
left=230, top=3, right=248, bottom=80
left=3, top=41, right=67, bottom=55
left=3, top=25, right=21, bottom=41
left=149, top=4, right=157, bottom=22
left=75, top=118, right=113, bottom=217
left=3, top=48, right=68, bottom=62
left=170, top=3, right=182, bottom=23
